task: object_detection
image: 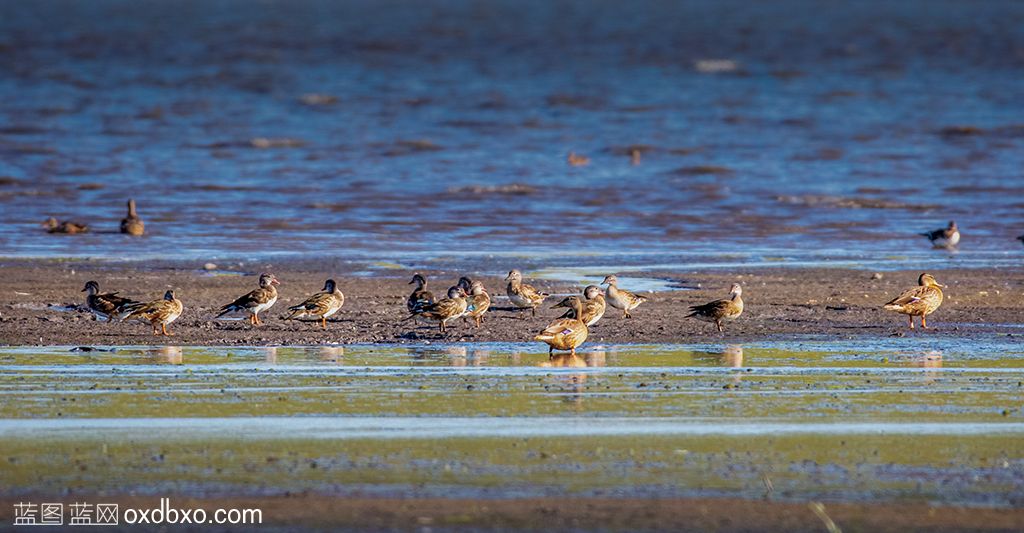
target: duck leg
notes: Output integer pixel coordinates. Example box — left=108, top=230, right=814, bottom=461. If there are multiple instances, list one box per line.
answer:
left=921, top=315, right=929, bottom=329
left=321, top=317, right=327, bottom=329
left=716, top=320, right=723, bottom=333
left=908, top=315, right=914, bottom=329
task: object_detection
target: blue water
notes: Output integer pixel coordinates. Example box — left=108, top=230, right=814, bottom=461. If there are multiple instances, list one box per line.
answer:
left=1, top=0, right=1023, bottom=269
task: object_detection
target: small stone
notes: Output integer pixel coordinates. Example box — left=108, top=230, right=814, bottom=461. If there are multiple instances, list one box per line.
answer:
left=203, top=263, right=217, bottom=270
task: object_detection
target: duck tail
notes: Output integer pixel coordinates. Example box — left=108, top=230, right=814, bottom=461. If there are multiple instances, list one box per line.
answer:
left=215, top=305, right=237, bottom=319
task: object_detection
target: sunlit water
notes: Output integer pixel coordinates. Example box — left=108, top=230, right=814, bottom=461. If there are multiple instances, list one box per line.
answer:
left=1, top=0, right=1023, bottom=271
left=1, top=340, right=1023, bottom=504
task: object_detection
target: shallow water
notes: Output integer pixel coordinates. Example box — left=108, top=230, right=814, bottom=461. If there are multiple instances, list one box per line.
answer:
left=1, top=340, right=1022, bottom=504
left=1, top=0, right=1023, bottom=270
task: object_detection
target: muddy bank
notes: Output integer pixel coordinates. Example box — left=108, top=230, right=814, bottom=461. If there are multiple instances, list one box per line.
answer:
left=0, top=259, right=1022, bottom=346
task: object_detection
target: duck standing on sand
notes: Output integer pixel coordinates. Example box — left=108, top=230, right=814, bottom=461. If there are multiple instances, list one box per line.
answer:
left=602, top=275, right=647, bottom=318
left=82, top=280, right=140, bottom=322
left=42, top=217, right=88, bottom=234
left=506, top=269, right=548, bottom=317
left=285, top=278, right=345, bottom=329
left=408, top=286, right=468, bottom=333
left=535, top=296, right=589, bottom=357
left=124, top=290, right=183, bottom=336
left=120, top=199, right=145, bottom=236
left=687, top=283, right=744, bottom=333
left=216, top=273, right=279, bottom=325
left=883, top=273, right=944, bottom=329
left=407, top=273, right=434, bottom=314
left=556, top=285, right=606, bottom=326
left=465, top=280, right=491, bottom=327
left=920, top=221, right=959, bottom=248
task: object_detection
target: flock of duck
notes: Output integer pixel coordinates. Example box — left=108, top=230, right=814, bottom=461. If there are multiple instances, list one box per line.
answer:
left=51, top=201, right=964, bottom=353
left=81, top=266, right=947, bottom=356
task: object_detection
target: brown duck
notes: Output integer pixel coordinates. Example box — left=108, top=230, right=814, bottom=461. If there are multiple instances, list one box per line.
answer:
left=285, top=278, right=345, bottom=329
left=883, top=273, right=944, bottom=329
left=407, top=273, right=435, bottom=314
left=556, top=285, right=606, bottom=326
left=687, top=283, right=744, bottom=332
left=409, top=286, right=468, bottom=333
left=602, top=275, right=647, bottom=318
left=465, top=280, right=491, bottom=327
left=216, top=273, right=280, bottom=325
left=124, top=289, right=183, bottom=336
left=82, top=280, right=140, bottom=322
left=120, top=199, right=145, bottom=236
left=506, top=269, right=548, bottom=317
left=43, top=217, right=88, bottom=234
left=535, top=296, right=589, bottom=357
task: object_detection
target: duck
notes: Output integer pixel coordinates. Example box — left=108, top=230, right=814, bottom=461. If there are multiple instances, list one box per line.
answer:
left=215, top=273, right=279, bottom=325
left=407, top=273, right=435, bottom=314
left=124, top=289, right=183, bottom=336
left=456, top=276, right=474, bottom=294
left=602, top=275, right=647, bottom=318
left=465, top=280, right=491, bottom=327
left=409, top=286, right=468, bottom=333
left=506, top=269, right=548, bottom=317
left=1017, top=235, right=1024, bottom=246
left=920, top=221, right=959, bottom=248
left=535, top=296, right=589, bottom=357
left=567, top=152, right=590, bottom=166
left=120, top=199, right=145, bottom=236
left=82, top=280, right=140, bottom=322
left=284, top=278, right=345, bottom=329
left=687, top=283, right=744, bottom=332
left=883, top=273, right=944, bottom=329
left=42, top=217, right=88, bottom=234
left=556, top=285, right=606, bottom=326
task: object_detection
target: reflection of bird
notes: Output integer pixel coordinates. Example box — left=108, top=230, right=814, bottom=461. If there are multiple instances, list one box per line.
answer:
left=43, top=217, right=88, bottom=234
left=409, top=287, right=468, bottom=333
left=82, top=281, right=139, bottom=322
left=540, top=354, right=587, bottom=368
left=506, top=269, right=548, bottom=317
left=120, top=199, right=145, bottom=236
left=723, top=344, right=744, bottom=368
left=152, top=346, right=182, bottom=364
left=319, top=346, right=345, bottom=362
left=567, top=152, right=590, bottom=166
left=920, top=221, right=959, bottom=248
left=883, top=273, right=944, bottom=329
left=216, top=273, right=279, bottom=325
left=407, top=273, right=434, bottom=314
left=535, top=296, right=589, bottom=356
left=687, top=283, right=744, bottom=332
left=465, top=280, right=491, bottom=327
left=124, top=290, right=183, bottom=336
left=285, top=278, right=345, bottom=328
left=558, top=284, right=606, bottom=326
left=602, top=275, right=647, bottom=318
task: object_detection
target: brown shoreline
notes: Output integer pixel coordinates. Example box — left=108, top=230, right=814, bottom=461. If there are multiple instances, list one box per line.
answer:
left=1, top=495, right=1022, bottom=532
left=1, top=259, right=1023, bottom=346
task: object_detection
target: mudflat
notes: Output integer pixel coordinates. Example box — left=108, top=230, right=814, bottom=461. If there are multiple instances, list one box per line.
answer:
left=1, top=259, right=1022, bottom=345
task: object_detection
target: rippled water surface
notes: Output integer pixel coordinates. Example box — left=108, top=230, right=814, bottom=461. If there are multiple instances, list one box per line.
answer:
left=0, top=0, right=1023, bottom=269
left=1, top=340, right=1023, bottom=504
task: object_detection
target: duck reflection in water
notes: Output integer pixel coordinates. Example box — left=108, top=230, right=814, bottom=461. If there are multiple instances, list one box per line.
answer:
left=319, top=346, right=345, bottom=363
left=148, top=345, right=182, bottom=364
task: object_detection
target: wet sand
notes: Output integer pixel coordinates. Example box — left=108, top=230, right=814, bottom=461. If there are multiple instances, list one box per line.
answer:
left=1, top=258, right=1022, bottom=346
